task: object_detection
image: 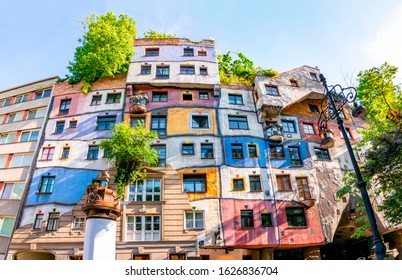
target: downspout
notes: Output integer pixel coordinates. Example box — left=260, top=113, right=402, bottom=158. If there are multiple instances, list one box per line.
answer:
left=251, top=81, right=281, bottom=254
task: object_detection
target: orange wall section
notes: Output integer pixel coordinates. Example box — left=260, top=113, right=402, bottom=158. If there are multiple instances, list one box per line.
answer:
left=177, top=167, right=220, bottom=201
left=167, top=108, right=217, bottom=135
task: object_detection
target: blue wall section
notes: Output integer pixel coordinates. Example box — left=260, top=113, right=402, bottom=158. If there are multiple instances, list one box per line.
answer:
left=268, top=141, right=310, bottom=169
left=224, top=137, right=267, bottom=167
left=26, top=167, right=102, bottom=206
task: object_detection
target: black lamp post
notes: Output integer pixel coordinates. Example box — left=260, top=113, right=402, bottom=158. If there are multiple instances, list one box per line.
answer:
left=318, top=74, right=387, bottom=260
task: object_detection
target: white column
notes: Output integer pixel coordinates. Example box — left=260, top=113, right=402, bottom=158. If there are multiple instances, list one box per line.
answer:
left=83, top=218, right=117, bottom=260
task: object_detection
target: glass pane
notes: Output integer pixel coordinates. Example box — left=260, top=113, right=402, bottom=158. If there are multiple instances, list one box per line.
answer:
left=10, top=183, right=25, bottom=199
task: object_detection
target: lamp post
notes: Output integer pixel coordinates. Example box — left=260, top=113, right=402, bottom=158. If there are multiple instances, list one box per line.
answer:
left=318, top=74, right=387, bottom=260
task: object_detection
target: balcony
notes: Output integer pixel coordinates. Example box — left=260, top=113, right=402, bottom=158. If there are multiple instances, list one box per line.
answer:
left=265, top=123, right=284, bottom=142
left=129, top=92, right=148, bottom=114
left=297, top=184, right=316, bottom=208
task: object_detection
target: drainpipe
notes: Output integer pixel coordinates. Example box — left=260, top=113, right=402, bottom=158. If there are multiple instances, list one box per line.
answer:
left=251, top=81, right=281, bottom=255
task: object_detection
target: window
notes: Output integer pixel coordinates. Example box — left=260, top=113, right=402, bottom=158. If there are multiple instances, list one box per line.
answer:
left=228, top=116, right=248, bottom=129
left=241, top=210, right=254, bottom=228
left=128, top=179, right=161, bottom=202
left=27, top=110, right=37, bottom=120
left=96, top=116, right=116, bottom=130
left=41, top=147, right=54, bottom=160
left=87, top=146, right=99, bottom=160
left=133, top=255, right=150, bottom=260
left=248, top=144, right=258, bottom=157
left=0, top=132, right=16, bottom=144
left=152, top=92, right=168, bottom=102
left=198, top=50, right=207, bottom=56
left=290, top=79, right=298, bottom=87
left=198, top=92, right=209, bottom=100
left=310, top=72, right=318, bottom=81
left=151, top=116, right=166, bottom=135
left=91, top=95, right=102, bottom=105
left=231, top=143, right=244, bottom=159
left=270, top=146, right=284, bottom=159
left=55, top=121, right=65, bottom=133
left=130, top=117, right=145, bottom=127
left=34, top=89, right=51, bottom=99
left=13, top=112, right=24, bottom=122
left=228, top=94, right=243, bottom=105
left=0, top=183, right=25, bottom=199
left=265, top=85, right=279, bottom=96
left=46, top=213, right=60, bottom=231
left=261, top=213, right=273, bottom=227
left=61, top=147, right=70, bottom=159
left=276, top=175, right=291, bottom=191
left=169, top=254, right=186, bottom=260
left=289, top=147, right=302, bottom=165
left=183, top=174, right=206, bottom=192
left=20, top=130, right=39, bottom=142
left=201, top=143, right=213, bottom=159
left=106, top=93, right=121, bottom=103
left=282, top=120, right=296, bottom=133
left=9, top=154, right=33, bottom=167
left=309, top=104, right=319, bottom=113
left=0, top=155, right=8, bottom=168
left=156, top=66, right=169, bottom=78
left=0, top=216, right=16, bottom=237
left=69, top=256, right=83, bottom=260
left=27, top=108, right=46, bottom=119
left=33, top=214, right=44, bottom=229
left=73, top=217, right=85, bottom=229
left=185, top=211, right=204, bottom=229
left=233, top=178, right=244, bottom=190
left=200, top=67, right=208, bottom=75
left=140, top=65, right=151, bottom=74
left=7, top=114, right=15, bottom=123
left=286, top=208, right=307, bottom=227
left=182, top=93, right=193, bottom=101
left=69, top=120, right=77, bottom=128
left=59, top=99, right=71, bottom=115
left=126, top=216, right=160, bottom=241
left=249, top=175, right=262, bottom=191
left=180, top=65, right=195, bottom=75
left=151, top=145, right=166, bottom=167
left=314, top=148, right=330, bottom=160
left=183, top=48, right=194, bottom=56
left=192, top=115, right=209, bottom=128
left=14, top=94, right=29, bottom=103
left=296, top=177, right=312, bottom=200
left=92, top=179, right=107, bottom=186
left=3, top=98, right=12, bottom=106
left=145, top=48, right=159, bottom=56
left=182, top=143, right=194, bottom=155
left=303, top=123, right=315, bottom=134
left=38, top=176, right=55, bottom=193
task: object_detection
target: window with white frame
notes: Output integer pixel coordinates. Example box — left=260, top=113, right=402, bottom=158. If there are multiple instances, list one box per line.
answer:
left=303, top=123, right=315, bottom=134
left=126, top=216, right=160, bottom=241
left=9, top=153, right=33, bottom=167
left=128, top=179, right=161, bottom=202
left=0, top=155, right=7, bottom=168
left=0, top=182, right=25, bottom=199
left=19, top=130, right=39, bottom=142
left=0, top=132, right=16, bottom=144
left=73, top=217, right=85, bottom=229
left=185, top=211, right=204, bottom=229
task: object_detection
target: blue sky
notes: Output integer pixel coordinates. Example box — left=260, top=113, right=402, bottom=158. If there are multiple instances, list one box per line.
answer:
left=1, top=0, right=402, bottom=91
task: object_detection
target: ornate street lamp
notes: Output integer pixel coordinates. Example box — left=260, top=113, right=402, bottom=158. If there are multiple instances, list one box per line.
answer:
left=318, top=74, right=387, bottom=260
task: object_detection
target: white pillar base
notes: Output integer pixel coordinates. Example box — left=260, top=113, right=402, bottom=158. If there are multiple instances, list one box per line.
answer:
left=83, top=218, right=117, bottom=260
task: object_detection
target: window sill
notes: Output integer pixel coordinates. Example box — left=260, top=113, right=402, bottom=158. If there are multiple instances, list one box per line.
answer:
left=36, top=192, right=52, bottom=195
left=285, top=226, right=308, bottom=229
left=105, top=102, right=121, bottom=104
left=201, top=157, right=214, bottom=160
left=90, top=104, right=101, bottom=106
left=250, top=190, right=263, bottom=193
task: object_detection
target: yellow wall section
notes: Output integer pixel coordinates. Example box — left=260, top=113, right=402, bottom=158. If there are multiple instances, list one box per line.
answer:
left=167, top=108, right=217, bottom=135
left=178, top=167, right=220, bottom=201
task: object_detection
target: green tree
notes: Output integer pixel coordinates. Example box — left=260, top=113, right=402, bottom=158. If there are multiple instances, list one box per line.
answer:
left=356, top=62, right=402, bottom=142
left=337, top=62, right=402, bottom=236
left=100, top=122, right=159, bottom=199
left=143, top=30, right=176, bottom=39
left=217, top=52, right=277, bottom=86
left=67, top=12, right=137, bottom=93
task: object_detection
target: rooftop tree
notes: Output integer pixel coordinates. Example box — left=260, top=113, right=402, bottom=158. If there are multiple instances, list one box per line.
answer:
left=143, top=30, right=176, bottom=39
left=67, top=12, right=137, bottom=93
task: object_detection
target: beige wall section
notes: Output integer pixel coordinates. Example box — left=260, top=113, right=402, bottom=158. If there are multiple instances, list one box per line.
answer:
left=0, top=77, right=57, bottom=99
left=0, top=167, right=30, bottom=182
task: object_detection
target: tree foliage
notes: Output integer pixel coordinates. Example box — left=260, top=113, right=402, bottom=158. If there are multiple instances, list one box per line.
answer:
left=337, top=62, right=402, bottom=237
left=217, top=52, right=277, bottom=86
left=67, top=12, right=137, bottom=93
left=356, top=62, right=402, bottom=142
left=143, top=30, right=176, bottom=39
left=100, top=122, right=159, bottom=199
